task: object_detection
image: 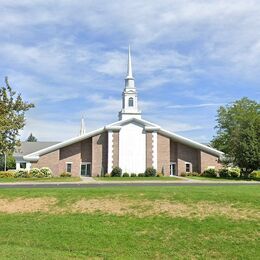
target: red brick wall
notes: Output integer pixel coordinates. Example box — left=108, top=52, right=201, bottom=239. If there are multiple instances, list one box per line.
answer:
left=157, top=133, right=170, bottom=176
left=199, top=151, right=222, bottom=172
left=146, top=132, right=153, bottom=168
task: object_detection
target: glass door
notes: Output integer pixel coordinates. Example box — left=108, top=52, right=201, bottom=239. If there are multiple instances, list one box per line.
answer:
left=81, top=163, right=91, bottom=177
left=170, top=163, right=176, bottom=176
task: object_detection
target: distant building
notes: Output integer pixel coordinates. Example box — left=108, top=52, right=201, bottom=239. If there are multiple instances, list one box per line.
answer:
left=21, top=47, right=223, bottom=176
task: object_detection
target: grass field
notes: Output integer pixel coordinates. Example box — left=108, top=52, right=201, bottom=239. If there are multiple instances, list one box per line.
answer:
left=94, top=176, right=181, bottom=181
left=186, top=176, right=255, bottom=181
left=0, top=185, right=259, bottom=259
left=0, top=177, right=81, bottom=183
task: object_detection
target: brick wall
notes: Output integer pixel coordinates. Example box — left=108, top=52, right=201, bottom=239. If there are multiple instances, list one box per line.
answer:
left=157, top=133, right=170, bottom=176
left=31, top=150, right=59, bottom=176
left=146, top=132, right=153, bottom=168
left=112, top=132, right=119, bottom=168
left=199, top=151, right=222, bottom=172
left=92, top=132, right=108, bottom=176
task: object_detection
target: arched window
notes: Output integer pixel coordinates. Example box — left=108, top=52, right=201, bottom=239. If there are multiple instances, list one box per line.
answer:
left=128, top=97, right=134, bottom=107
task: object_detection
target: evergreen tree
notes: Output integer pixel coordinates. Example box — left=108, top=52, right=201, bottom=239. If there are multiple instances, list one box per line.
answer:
left=27, top=133, right=37, bottom=142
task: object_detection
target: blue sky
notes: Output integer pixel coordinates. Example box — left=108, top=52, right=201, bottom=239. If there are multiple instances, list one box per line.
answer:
left=0, top=0, right=259, bottom=142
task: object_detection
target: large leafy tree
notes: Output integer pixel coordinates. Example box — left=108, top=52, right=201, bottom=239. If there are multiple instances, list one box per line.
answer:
left=0, top=77, right=34, bottom=157
left=211, top=98, right=260, bottom=176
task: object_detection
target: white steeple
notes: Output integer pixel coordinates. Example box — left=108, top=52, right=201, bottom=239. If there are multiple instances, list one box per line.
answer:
left=119, top=46, right=142, bottom=120
left=79, top=117, right=86, bottom=135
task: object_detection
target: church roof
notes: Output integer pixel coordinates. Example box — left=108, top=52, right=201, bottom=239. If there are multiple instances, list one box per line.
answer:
left=24, top=117, right=223, bottom=162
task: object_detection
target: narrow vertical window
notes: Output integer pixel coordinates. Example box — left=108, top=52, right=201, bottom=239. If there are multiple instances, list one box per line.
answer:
left=66, top=163, right=72, bottom=173
left=185, top=163, right=191, bottom=173
left=128, top=97, right=134, bottom=107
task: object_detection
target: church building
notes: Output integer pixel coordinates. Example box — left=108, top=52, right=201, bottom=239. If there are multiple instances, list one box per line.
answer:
left=23, top=48, right=223, bottom=177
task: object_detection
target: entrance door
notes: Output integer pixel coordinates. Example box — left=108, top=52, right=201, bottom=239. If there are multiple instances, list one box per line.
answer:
left=81, top=163, right=91, bottom=177
left=170, top=163, right=176, bottom=176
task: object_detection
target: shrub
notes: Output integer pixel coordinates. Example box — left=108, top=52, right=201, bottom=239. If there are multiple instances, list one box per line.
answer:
left=111, top=167, right=122, bottom=177
left=138, top=173, right=145, bottom=177
left=187, top=172, right=199, bottom=176
left=15, top=169, right=29, bottom=178
left=60, top=172, right=71, bottom=177
left=0, top=171, right=15, bottom=178
left=249, top=170, right=260, bottom=181
left=156, top=172, right=163, bottom=177
left=29, top=168, right=41, bottom=178
left=122, top=172, right=129, bottom=177
left=104, top=173, right=110, bottom=177
left=131, top=173, right=137, bottom=177
left=219, top=168, right=231, bottom=178
left=202, top=168, right=217, bottom=178
left=229, top=167, right=241, bottom=178
left=180, top=172, right=187, bottom=177
left=40, top=167, right=53, bottom=178
left=144, top=167, right=156, bottom=177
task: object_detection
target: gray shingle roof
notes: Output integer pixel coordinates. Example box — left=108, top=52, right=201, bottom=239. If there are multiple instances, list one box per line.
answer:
left=14, top=142, right=59, bottom=157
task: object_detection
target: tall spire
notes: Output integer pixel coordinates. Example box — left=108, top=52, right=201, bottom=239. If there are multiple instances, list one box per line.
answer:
left=125, top=45, right=135, bottom=89
left=79, top=117, right=86, bottom=135
left=126, top=45, right=133, bottom=79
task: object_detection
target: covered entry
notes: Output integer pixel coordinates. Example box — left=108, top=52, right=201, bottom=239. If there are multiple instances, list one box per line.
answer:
left=80, top=163, right=91, bottom=177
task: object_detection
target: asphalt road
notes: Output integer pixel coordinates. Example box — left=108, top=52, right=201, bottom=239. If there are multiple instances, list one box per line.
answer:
left=0, top=182, right=259, bottom=189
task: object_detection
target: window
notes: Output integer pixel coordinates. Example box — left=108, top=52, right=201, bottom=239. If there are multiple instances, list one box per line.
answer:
left=20, top=162, right=26, bottom=169
left=128, top=97, right=134, bottom=107
left=81, top=163, right=91, bottom=177
left=185, top=163, right=191, bottom=173
left=66, top=163, right=72, bottom=173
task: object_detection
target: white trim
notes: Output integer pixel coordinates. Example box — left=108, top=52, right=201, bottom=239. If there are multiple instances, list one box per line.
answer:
left=107, top=131, right=113, bottom=173
left=66, top=162, right=73, bottom=173
left=80, top=162, right=91, bottom=176
left=152, top=131, right=157, bottom=170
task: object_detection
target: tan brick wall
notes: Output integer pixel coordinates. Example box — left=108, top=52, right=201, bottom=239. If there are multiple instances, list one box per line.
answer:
left=31, top=150, right=59, bottom=176
left=112, top=132, right=119, bottom=168
left=146, top=132, right=153, bottom=168
left=81, top=138, right=92, bottom=162
left=199, top=151, right=222, bottom=173
left=157, top=133, right=170, bottom=176
left=92, top=132, right=108, bottom=176
left=59, top=142, right=81, bottom=177
left=176, top=143, right=199, bottom=175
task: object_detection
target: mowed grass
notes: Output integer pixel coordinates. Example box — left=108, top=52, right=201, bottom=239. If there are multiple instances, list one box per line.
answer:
left=94, top=176, right=181, bottom=181
left=0, top=177, right=81, bottom=183
left=0, top=185, right=259, bottom=259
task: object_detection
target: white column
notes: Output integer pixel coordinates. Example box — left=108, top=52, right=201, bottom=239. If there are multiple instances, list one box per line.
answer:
left=16, top=162, right=20, bottom=170
left=152, top=131, right=157, bottom=170
left=26, top=162, right=31, bottom=171
left=107, top=131, right=113, bottom=173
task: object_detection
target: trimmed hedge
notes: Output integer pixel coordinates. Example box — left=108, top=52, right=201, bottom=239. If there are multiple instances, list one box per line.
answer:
left=249, top=170, right=260, bottom=181
left=111, top=167, right=122, bottom=177
left=122, top=172, right=129, bottom=177
left=0, top=171, right=15, bottom=178
left=202, top=168, right=217, bottom=178
left=60, top=172, right=72, bottom=177
left=144, top=167, right=156, bottom=177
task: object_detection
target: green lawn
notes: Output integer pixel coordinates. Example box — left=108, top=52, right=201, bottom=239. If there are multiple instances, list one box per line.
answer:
left=187, top=176, right=256, bottom=181
left=0, top=177, right=81, bottom=183
left=94, top=176, right=181, bottom=181
left=0, top=186, right=259, bottom=259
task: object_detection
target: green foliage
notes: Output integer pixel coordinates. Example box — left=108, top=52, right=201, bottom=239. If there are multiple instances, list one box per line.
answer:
left=15, top=169, right=29, bottom=178
left=144, top=167, right=156, bottom=177
left=211, top=98, right=260, bottom=175
left=0, top=154, right=16, bottom=171
left=0, top=77, right=34, bottom=154
left=202, top=168, right=217, bottom=178
left=249, top=170, right=260, bottom=181
left=29, top=168, right=41, bottom=177
left=229, top=167, right=241, bottom=178
left=131, top=173, right=136, bottom=177
left=60, top=172, right=72, bottom=177
left=40, top=167, right=53, bottom=178
left=156, top=172, right=163, bottom=177
left=138, top=173, right=145, bottom=177
left=180, top=172, right=186, bottom=177
left=122, top=172, right=129, bottom=177
left=111, top=166, right=122, bottom=177
left=187, top=172, right=199, bottom=176
left=104, top=173, right=110, bottom=177
left=219, top=168, right=231, bottom=178
left=26, top=133, right=37, bottom=142
left=0, top=171, right=15, bottom=178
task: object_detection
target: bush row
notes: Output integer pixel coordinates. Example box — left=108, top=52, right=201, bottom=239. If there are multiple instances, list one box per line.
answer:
left=105, top=167, right=162, bottom=177
left=181, top=168, right=259, bottom=180
left=0, top=167, right=53, bottom=178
